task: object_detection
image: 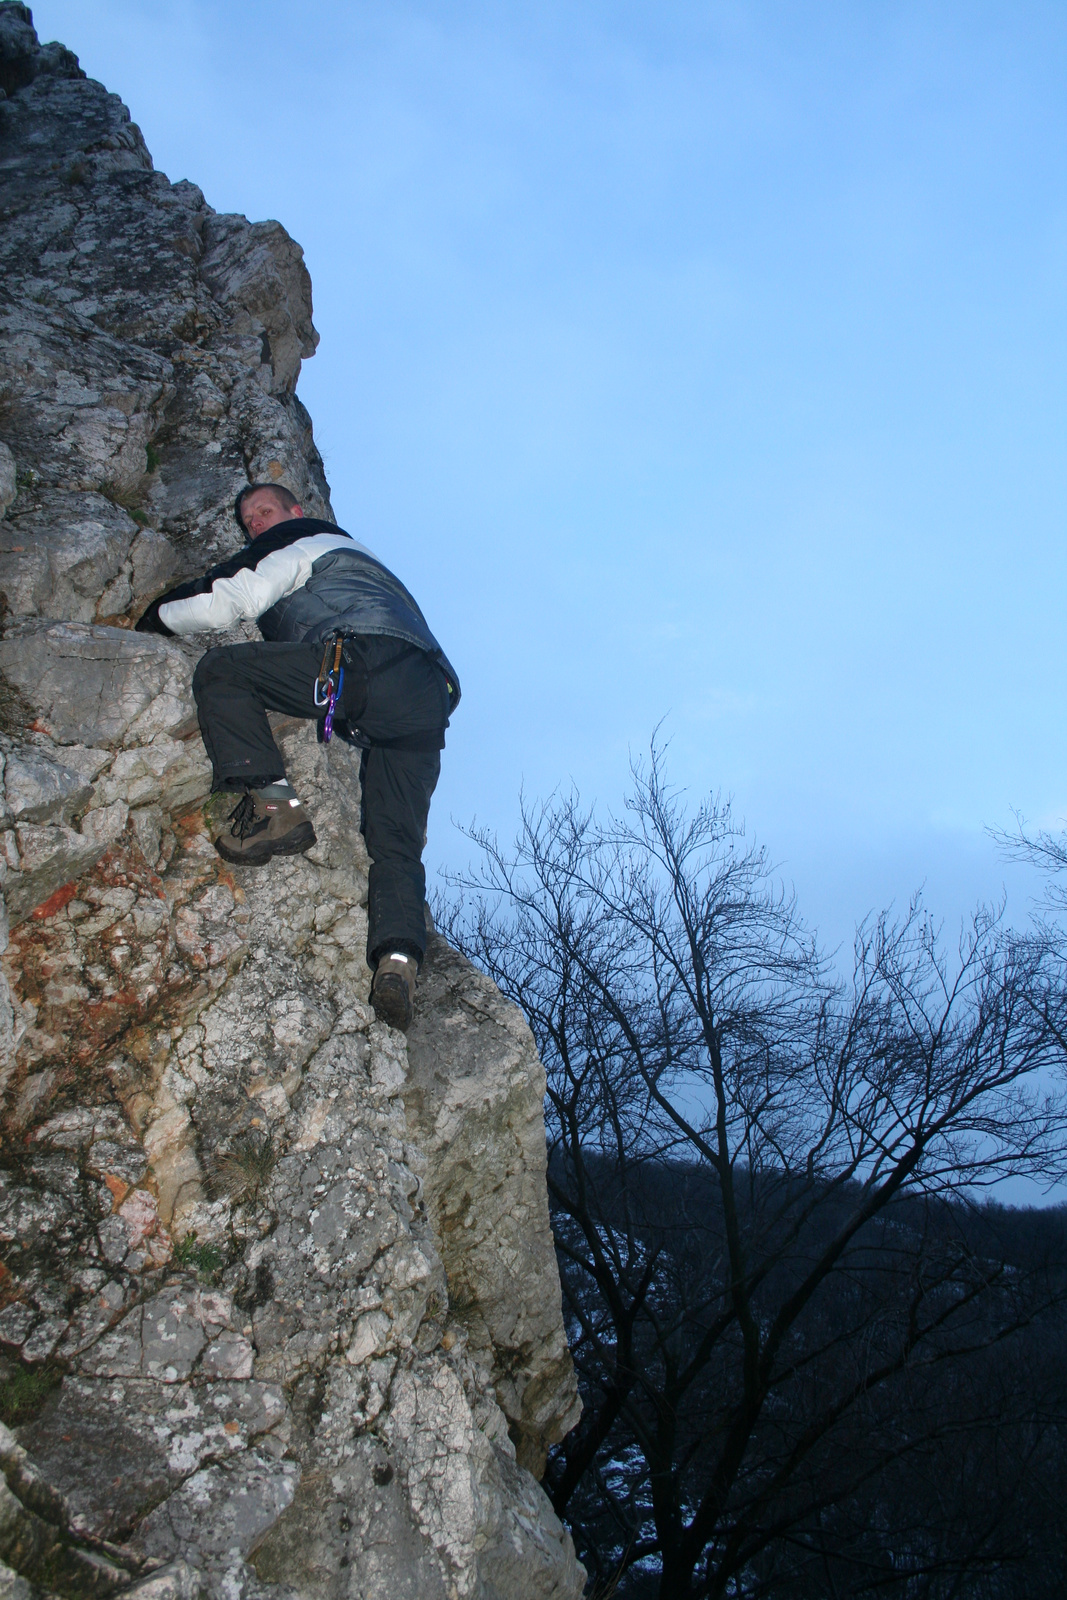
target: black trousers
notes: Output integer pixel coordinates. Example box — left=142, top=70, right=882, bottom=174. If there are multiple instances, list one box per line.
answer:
left=191, top=637, right=449, bottom=967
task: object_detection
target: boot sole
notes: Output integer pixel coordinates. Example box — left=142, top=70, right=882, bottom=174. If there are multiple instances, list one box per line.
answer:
left=371, top=974, right=414, bottom=1032
left=214, top=822, right=317, bottom=866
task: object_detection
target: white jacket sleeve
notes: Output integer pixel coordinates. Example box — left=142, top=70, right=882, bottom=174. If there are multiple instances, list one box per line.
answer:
left=158, top=533, right=359, bottom=634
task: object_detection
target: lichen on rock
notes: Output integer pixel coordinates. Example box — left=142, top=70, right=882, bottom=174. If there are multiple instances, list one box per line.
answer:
left=0, top=7, right=582, bottom=1596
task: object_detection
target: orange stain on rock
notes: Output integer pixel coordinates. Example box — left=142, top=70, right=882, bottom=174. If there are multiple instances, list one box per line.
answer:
left=31, top=882, right=79, bottom=920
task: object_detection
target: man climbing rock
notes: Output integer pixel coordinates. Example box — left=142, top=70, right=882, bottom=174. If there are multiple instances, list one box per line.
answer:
left=136, top=483, right=459, bottom=1032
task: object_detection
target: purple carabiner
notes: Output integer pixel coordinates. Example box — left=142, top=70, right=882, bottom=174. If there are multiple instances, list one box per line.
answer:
left=322, top=664, right=344, bottom=743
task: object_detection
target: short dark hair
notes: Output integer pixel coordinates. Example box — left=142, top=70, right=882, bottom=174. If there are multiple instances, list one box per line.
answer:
left=234, top=482, right=300, bottom=532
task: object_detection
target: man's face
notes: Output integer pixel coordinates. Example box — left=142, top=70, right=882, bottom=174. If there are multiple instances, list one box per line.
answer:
left=241, top=489, right=303, bottom=539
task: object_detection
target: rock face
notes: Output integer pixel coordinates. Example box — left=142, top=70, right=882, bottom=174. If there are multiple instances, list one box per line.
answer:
left=0, top=9, right=582, bottom=1597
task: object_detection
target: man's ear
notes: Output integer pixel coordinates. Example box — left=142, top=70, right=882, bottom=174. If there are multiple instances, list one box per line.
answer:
left=290, top=504, right=304, bottom=518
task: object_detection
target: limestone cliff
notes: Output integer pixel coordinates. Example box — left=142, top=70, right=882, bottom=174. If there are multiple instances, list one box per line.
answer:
left=0, top=8, right=583, bottom=1596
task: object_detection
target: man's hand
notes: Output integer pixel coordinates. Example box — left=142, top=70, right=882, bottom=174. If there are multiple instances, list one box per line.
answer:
left=134, top=601, right=174, bottom=636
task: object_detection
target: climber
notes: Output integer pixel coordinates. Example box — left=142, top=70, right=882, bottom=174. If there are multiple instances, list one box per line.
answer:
left=135, top=483, right=460, bottom=1033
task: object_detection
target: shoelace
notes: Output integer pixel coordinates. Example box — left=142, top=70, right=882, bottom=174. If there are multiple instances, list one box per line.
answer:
left=228, top=792, right=258, bottom=840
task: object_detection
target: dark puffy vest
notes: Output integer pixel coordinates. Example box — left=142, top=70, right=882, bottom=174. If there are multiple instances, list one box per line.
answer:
left=258, top=543, right=460, bottom=710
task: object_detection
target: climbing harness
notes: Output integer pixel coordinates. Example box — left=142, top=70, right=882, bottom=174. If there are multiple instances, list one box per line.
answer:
left=314, top=635, right=345, bottom=743
left=314, top=635, right=449, bottom=752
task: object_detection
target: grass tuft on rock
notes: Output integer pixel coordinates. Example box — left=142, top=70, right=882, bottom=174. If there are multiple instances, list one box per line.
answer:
left=173, top=1231, right=225, bottom=1282
left=0, top=1363, right=60, bottom=1426
left=213, top=1130, right=279, bottom=1206
left=97, top=478, right=150, bottom=526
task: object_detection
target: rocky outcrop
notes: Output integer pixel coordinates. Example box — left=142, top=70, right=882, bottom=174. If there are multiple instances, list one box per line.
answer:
left=0, top=9, right=582, bottom=1597
left=406, top=939, right=581, bottom=1480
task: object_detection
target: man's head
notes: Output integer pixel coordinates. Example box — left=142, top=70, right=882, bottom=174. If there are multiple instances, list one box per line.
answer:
left=234, top=483, right=304, bottom=539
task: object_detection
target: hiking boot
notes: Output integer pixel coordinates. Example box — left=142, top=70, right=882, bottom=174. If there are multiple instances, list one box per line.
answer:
left=214, top=786, right=316, bottom=866
left=371, top=952, right=417, bottom=1031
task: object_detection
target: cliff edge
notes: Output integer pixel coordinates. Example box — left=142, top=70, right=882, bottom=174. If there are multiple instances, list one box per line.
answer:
left=0, top=8, right=582, bottom=1596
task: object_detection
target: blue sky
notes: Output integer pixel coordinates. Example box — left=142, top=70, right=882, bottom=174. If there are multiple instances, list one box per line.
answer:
left=32, top=0, right=1067, bottom=960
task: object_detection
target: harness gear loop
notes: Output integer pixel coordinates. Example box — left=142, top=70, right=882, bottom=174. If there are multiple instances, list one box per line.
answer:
left=314, top=634, right=346, bottom=742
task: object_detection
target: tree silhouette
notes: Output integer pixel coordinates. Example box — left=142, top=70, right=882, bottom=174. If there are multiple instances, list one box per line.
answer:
left=441, top=747, right=1067, bottom=1598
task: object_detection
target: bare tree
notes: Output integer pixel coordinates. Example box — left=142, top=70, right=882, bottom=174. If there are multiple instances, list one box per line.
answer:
left=439, top=747, right=1067, bottom=1599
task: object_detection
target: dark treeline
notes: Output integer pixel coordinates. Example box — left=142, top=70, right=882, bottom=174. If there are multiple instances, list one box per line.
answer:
left=440, top=745, right=1067, bottom=1598
left=548, top=1152, right=1067, bottom=1597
